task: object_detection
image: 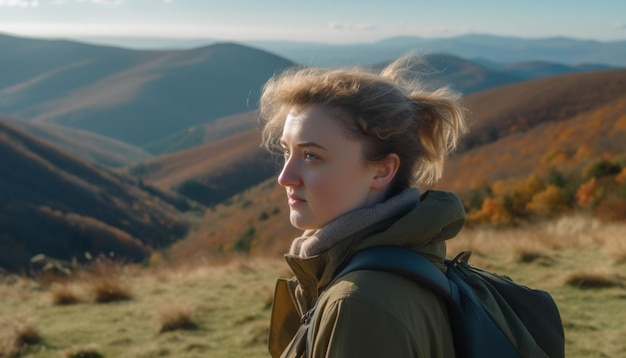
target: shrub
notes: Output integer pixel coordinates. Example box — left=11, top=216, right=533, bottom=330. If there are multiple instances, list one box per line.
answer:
left=0, top=315, right=42, bottom=357
left=467, top=198, right=512, bottom=225
left=258, top=211, right=269, bottom=221
left=463, top=185, right=492, bottom=211
left=582, top=159, right=622, bottom=180
left=576, top=178, right=598, bottom=207
left=89, top=275, right=132, bottom=303
left=85, top=257, right=132, bottom=303
left=526, top=185, right=568, bottom=216
left=508, top=174, right=546, bottom=216
left=157, top=304, right=198, bottom=333
left=232, top=227, right=256, bottom=254
left=514, top=248, right=554, bottom=266
left=565, top=272, right=622, bottom=289
left=64, top=344, right=104, bottom=358
left=49, top=284, right=82, bottom=305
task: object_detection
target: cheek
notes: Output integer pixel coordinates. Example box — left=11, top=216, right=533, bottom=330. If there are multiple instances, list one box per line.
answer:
left=307, top=166, right=371, bottom=211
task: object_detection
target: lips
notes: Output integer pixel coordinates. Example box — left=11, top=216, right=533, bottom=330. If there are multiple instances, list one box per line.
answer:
left=287, top=193, right=306, bottom=206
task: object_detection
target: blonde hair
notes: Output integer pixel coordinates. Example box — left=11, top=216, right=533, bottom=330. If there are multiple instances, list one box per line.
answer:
left=259, top=55, right=468, bottom=194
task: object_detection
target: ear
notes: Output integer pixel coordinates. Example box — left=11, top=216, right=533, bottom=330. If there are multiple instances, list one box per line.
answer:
left=370, top=153, right=400, bottom=190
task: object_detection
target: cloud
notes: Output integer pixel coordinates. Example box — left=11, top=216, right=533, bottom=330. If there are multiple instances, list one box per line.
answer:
left=612, top=22, right=626, bottom=30
left=0, top=0, right=38, bottom=6
left=329, top=22, right=377, bottom=31
left=91, top=0, right=125, bottom=4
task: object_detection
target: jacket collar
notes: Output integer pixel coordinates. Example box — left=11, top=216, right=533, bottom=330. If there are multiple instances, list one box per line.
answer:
left=283, top=190, right=466, bottom=309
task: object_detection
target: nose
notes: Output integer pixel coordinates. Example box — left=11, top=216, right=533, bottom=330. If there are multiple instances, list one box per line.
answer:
left=277, top=156, right=300, bottom=187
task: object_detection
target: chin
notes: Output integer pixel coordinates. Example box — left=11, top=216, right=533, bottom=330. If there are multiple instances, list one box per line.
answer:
left=289, top=214, right=321, bottom=231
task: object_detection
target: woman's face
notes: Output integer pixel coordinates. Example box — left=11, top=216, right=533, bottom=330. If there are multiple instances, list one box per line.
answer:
left=278, top=105, right=384, bottom=230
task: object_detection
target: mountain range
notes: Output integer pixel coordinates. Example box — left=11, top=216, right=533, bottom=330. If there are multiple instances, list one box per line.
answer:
left=0, top=34, right=294, bottom=147
left=1, top=33, right=618, bottom=156
left=73, top=33, right=626, bottom=67
left=1, top=32, right=625, bottom=272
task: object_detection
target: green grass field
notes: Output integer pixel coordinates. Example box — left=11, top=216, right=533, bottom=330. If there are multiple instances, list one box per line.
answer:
left=1, top=215, right=625, bottom=357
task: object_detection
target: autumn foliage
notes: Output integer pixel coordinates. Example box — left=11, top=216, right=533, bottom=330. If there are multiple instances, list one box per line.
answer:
left=463, top=157, right=626, bottom=225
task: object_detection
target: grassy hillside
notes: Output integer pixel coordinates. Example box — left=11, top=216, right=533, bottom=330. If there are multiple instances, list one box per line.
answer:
left=0, top=120, right=194, bottom=273
left=1, top=116, right=152, bottom=168
left=439, top=72, right=626, bottom=191
left=1, top=218, right=624, bottom=357
left=459, top=69, right=626, bottom=150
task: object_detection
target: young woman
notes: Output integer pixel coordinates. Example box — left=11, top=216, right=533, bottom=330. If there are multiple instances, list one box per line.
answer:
left=260, top=55, right=468, bottom=358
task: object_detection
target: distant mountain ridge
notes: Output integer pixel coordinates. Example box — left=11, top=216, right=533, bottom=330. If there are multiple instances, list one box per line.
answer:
left=244, top=34, right=626, bottom=67
left=60, top=33, right=625, bottom=67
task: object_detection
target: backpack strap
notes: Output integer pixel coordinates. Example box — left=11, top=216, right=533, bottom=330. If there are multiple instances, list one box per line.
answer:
left=335, top=246, right=522, bottom=358
left=297, top=246, right=456, bottom=357
left=334, top=246, right=453, bottom=298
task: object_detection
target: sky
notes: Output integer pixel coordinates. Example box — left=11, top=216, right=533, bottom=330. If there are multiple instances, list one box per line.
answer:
left=1, top=0, right=625, bottom=46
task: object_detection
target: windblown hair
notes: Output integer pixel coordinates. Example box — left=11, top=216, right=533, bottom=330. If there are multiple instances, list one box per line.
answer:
left=259, top=54, right=468, bottom=194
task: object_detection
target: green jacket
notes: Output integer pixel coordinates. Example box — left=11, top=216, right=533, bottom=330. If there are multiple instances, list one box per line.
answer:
left=269, top=190, right=466, bottom=358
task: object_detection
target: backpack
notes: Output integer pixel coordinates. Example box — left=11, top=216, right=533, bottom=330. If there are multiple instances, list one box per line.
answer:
left=333, top=246, right=565, bottom=358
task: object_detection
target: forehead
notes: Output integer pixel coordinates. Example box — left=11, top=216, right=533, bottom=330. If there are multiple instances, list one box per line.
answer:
left=282, top=105, right=346, bottom=139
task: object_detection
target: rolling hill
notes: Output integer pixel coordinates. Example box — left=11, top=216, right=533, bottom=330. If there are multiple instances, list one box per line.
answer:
left=459, top=69, right=626, bottom=150
left=163, top=69, right=626, bottom=263
left=142, top=110, right=258, bottom=155
left=0, top=118, right=194, bottom=273
left=1, top=116, right=152, bottom=168
left=126, top=127, right=275, bottom=207
left=0, top=34, right=295, bottom=147
left=385, top=53, right=520, bottom=94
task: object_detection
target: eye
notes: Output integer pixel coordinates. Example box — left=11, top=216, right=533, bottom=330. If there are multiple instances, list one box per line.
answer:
left=303, top=151, right=319, bottom=161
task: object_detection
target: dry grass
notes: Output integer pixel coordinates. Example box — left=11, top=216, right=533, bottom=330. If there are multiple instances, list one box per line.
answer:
left=44, top=258, right=134, bottom=305
left=88, top=275, right=132, bottom=303
left=565, top=271, right=623, bottom=289
left=0, top=217, right=625, bottom=357
left=49, top=283, right=83, bottom=305
left=63, top=343, right=104, bottom=358
left=157, top=303, right=198, bottom=333
left=0, top=315, right=42, bottom=357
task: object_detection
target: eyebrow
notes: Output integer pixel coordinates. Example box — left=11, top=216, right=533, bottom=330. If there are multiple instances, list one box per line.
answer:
left=279, top=140, right=327, bottom=151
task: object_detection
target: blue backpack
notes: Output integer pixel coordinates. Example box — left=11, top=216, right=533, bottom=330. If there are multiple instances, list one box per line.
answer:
left=335, top=246, right=565, bottom=358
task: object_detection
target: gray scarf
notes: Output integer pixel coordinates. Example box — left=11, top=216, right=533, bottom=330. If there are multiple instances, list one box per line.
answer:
left=289, top=188, right=421, bottom=257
